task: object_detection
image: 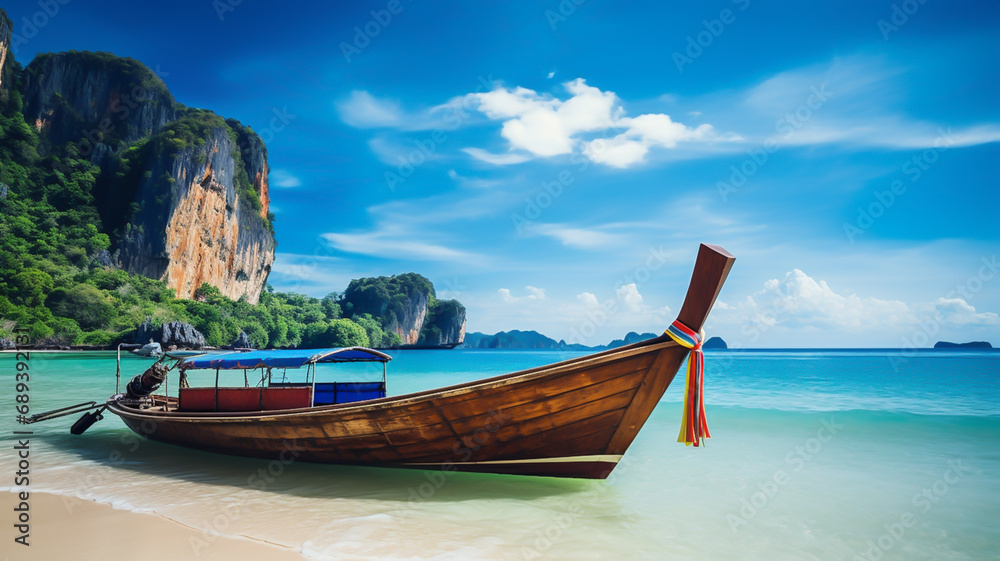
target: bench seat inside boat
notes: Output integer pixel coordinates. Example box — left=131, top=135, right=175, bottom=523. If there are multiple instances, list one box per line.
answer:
left=177, top=382, right=386, bottom=412
left=270, top=382, right=386, bottom=406
left=178, top=386, right=312, bottom=412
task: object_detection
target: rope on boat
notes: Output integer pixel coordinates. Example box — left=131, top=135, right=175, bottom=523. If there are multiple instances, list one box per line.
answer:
left=665, top=320, right=710, bottom=447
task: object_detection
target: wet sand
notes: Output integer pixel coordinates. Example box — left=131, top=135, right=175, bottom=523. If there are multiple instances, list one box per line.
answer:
left=2, top=491, right=308, bottom=561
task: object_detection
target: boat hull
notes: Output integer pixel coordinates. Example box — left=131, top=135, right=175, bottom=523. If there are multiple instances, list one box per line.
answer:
left=108, top=243, right=735, bottom=479
left=110, top=338, right=686, bottom=478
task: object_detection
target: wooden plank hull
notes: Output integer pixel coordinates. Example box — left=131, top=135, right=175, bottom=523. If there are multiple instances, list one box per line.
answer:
left=109, top=338, right=685, bottom=478
left=107, top=244, right=736, bottom=479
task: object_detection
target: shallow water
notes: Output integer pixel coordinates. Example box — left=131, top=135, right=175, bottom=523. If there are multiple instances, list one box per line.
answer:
left=2, top=349, right=998, bottom=560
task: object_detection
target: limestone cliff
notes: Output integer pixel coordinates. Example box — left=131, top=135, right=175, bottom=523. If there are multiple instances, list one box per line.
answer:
left=115, top=115, right=274, bottom=302
left=341, top=273, right=466, bottom=347
left=228, top=119, right=270, bottom=220
left=23, top=51, right=178, bottom=151
left=419, top=299, right=467, bottom=347
left=18, top=50, right=274, bottom=303
left=442, top=308, right=467, bottom=345
left=0, top=10, right=11, bottom=95
left=394, top=289, right=429, bottom=345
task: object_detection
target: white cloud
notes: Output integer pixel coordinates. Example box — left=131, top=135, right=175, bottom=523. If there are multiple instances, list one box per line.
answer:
left=499, top=286, right=546, bottom=303
left=530, top=223, right=627, bottom=250
left=624, top=114, right=716, bottom=147
left=462, top=147, right=531, bottom=165
left=336, top=91, right=403, bottom=128
left=738, top=56, right=1000, bottom=150
left=447, top=169, right=506, bottom=189
left=269, top=252, right=355, bottom=296
left=322, top=229, right=481, bottom=264
left=712, top=269, right=999, bottom=342
left=583, top=115, right=723, bottom=168
left=616, top=283, right=643, bottom=312
left=270, top=168, right=301, bottom=188
left=583, top=136, right=649, bottom=168
left=368, top=136, right=444, bottom=165
left=925, top=298, right=999, bottom=325
left=345, top=57, right=1000, bottom=170
left=577, top=292, right=599, bottom=307
left=748, top=268, right=909, bottom=330
left=464, top=78, right=726, bottom=167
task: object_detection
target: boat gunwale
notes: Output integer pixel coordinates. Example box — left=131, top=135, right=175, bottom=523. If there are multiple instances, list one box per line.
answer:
left=108, top=336, right=683, bottom=422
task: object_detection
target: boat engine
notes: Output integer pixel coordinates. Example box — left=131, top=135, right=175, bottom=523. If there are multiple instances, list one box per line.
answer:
left=126, top=361, right=169, bottom=399
left=70, top=408, right=105, bottom=435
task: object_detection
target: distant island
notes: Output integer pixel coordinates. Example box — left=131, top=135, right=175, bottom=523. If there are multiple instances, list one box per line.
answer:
left=703, top=336, right=727, bottom=349
left=463, top=330, right=656, bottom=351
left=462, top=331, right=729, bottom=351
left=934, top=341, right=993, bottom=349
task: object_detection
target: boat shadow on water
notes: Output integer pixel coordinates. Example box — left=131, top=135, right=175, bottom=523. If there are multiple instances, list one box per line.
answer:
left=52, top=426, right=591, bottom=503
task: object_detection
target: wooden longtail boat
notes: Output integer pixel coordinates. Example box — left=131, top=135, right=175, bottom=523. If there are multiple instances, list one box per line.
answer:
left=31, top=244, right=734, bottom=479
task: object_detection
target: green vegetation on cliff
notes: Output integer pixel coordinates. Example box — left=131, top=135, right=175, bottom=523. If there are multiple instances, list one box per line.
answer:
left=0, top=41, right=461, bottom=349
left=0, top=64, right=115, bottom=344
left=0, top=42, right=462, bottom=350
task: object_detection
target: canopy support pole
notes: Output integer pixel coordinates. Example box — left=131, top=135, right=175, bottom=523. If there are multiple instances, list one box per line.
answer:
left=310, top=363, right=317, bottom=407
left=116, top=345, right=121, bottom=394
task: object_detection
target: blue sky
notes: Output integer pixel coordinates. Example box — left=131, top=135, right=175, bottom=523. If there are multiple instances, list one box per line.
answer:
left=6, top=0, right=998, bottom=347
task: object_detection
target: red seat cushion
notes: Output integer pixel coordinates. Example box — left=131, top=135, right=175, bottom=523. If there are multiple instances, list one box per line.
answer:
left=178, top=386, right=313, bottom=412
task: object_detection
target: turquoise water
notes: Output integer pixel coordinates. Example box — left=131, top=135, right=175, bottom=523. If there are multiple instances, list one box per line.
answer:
left=2, top=349, right=998, bottom=560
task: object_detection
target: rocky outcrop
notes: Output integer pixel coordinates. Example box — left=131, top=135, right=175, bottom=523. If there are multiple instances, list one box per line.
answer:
left=18, top=50, right=274, bottom=303
left=228, top=119, right=270, bottom=220
left=116, top=117, right=274, bottom=303
left=135, top=319, right=206, bottom=349
left=703, top=336, right=728, bottom=349
left=393, top=290, right=429, bottom=345
left=23, top=51, right=178, bottom=152
left=0, top=10, right=11, bottom=94
left=341, top=273, right=466, bottom=347
left=230, top=331, right=252, bottom=349
left=418, top=300, right=466, bottom=347
left=436, top=304, right=466, bottom=345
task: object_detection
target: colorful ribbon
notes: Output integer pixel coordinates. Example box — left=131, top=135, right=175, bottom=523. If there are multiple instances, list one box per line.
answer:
left=665, top=320, right=710, bottom=447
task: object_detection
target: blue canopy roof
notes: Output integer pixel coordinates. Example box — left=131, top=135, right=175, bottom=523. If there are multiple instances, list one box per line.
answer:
left=179, top=347, right=391, bottom=370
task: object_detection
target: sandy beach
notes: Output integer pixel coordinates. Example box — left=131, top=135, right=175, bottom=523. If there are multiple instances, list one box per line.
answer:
left=2, top=491, right=308, bottom=561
